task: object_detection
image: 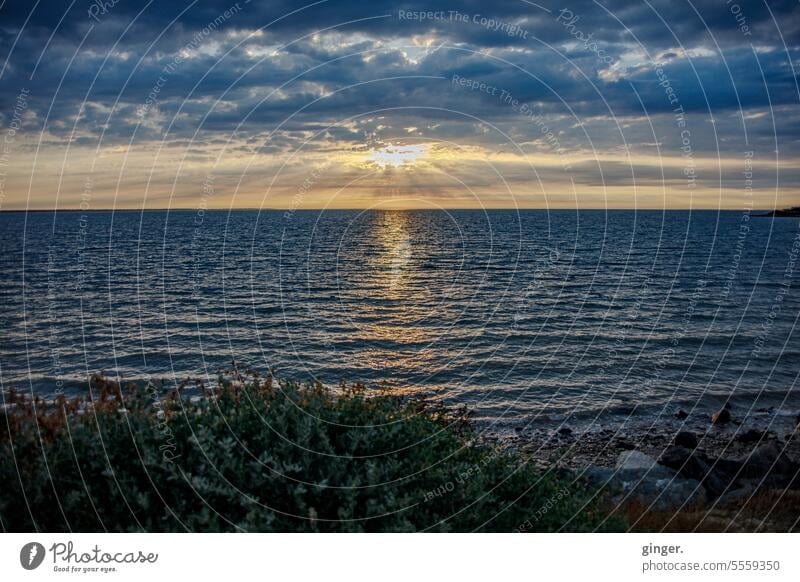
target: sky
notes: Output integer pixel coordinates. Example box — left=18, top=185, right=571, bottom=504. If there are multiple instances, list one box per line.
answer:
left=0, top=0, right=799, bottom=210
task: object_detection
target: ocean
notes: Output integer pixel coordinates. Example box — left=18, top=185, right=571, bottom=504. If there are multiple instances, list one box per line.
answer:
left=2, top=209, right=798, bottom=431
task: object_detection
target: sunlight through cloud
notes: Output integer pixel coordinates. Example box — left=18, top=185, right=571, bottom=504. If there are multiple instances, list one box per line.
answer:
left=364, top=143, right=428, bottom=169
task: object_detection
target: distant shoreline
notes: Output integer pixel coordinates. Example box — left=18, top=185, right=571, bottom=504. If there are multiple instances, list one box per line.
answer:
left=752, top=207, right=800, bottom=218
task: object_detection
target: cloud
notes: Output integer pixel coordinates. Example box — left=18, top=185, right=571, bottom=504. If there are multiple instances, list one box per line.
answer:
left=0, top=0, right=798, bottom=208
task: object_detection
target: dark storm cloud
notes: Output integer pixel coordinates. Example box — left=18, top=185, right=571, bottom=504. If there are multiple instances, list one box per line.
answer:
left=0, top=0, right=798, bottom=160
left=2, top=0, right=798, bottom=45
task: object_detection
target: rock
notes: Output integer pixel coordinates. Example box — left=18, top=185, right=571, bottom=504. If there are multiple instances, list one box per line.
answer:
left=713, top=457, right=745, bottom=480
left=674, top=431, right=699, bottom=449
left=558, top=427, right=573, bottom=436
left=616, top=450, right=658, bottom=471
left=622, top=475, right=705, bottom=511
left=658, top=446, right=738, bottom=498
left=711, top=408, right=731, bottom=425
left=738, top=442, right=799, bottom=481
left=613, top=438, right=635, bottom=450
left=580, top=466, right=617, bottom=489
left=737, top=429, right=767, bottom=443
left=716, top=485, right=758, bottom=507
left=616, top=450, right=674, bottom=480
left=659, top=445, right=693, bottom=468
left=583, top=460, right=705, bottom=511
left=675, top=409, right=689, bottom=419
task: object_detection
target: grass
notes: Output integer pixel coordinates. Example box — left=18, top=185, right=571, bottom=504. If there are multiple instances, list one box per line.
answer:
left=0, top=370, right=621, bottom=532
left=622, top=490, right=800, bottom=532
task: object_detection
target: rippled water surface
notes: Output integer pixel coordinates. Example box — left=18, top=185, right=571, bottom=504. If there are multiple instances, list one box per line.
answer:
left=2, top=210, right=799, bottom=427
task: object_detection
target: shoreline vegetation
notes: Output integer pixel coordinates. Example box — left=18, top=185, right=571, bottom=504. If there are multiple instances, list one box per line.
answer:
left=0, top=371, right=619, bottom=533
left=2, top=371, right=798, bottom=532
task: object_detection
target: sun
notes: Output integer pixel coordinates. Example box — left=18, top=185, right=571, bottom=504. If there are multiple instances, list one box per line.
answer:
left=365, top=143, right=427, bottom=169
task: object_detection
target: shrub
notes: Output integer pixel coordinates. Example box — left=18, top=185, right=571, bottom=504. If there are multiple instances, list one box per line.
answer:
left=0, top=372, right=621, bottom=532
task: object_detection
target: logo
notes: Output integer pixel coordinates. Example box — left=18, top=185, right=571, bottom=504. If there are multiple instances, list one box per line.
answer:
left=20, top=542, right=46, bottom=570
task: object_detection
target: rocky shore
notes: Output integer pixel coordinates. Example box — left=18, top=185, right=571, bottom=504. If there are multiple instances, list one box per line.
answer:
left=485, top=406, right=800, bottom=531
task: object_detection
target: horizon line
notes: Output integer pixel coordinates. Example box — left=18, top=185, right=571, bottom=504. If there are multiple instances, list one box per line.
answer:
left=0, top=207, right=787, bottom=213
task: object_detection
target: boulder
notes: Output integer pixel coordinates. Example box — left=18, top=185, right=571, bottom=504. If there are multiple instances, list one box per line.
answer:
left=617, top=450, right=656, bottom=471
left=674, top=431, right=699, bottom=449
left=737, top=429, right=767, bottom=443
left=616, top=450, right=674, bottom=480
left=716, top=485, right=759, bottom=507
left=738, top=442, right=799, bottom=481
left=607, top=437, right=800, bottom=508
left=658, top=446, right=738, bottom=498
left=580, top=466, right=617, bottom=489
left=583, top=456, right=705, bottom=511
left=711, top=408, right=731, bottom=425
left=675, top=409, right=689, bottom=420
left=620, top=474, right=705, bottom=511
left=658, top=445, right=696, bottom=471
left=613, top=438, right=635, bottom=451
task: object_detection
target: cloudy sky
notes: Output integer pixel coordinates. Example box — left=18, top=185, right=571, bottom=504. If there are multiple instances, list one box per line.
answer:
left=1, top=0, right=799, bottom=209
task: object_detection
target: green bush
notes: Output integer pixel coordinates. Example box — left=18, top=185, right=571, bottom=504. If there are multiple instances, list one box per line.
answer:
left=0, top=372, right=621, bottom=532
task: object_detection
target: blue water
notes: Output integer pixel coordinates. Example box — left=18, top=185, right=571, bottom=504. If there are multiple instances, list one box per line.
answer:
left=1, top=209, right=799, bottom=428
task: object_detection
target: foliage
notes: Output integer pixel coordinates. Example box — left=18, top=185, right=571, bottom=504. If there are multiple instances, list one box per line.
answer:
left=0, top=372, right=621, bottom=532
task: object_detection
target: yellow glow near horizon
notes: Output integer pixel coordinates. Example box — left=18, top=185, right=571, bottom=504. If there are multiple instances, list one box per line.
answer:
left=364, top=144, right=428, bottom=169
left=2, top=137, right=799, bottom=210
